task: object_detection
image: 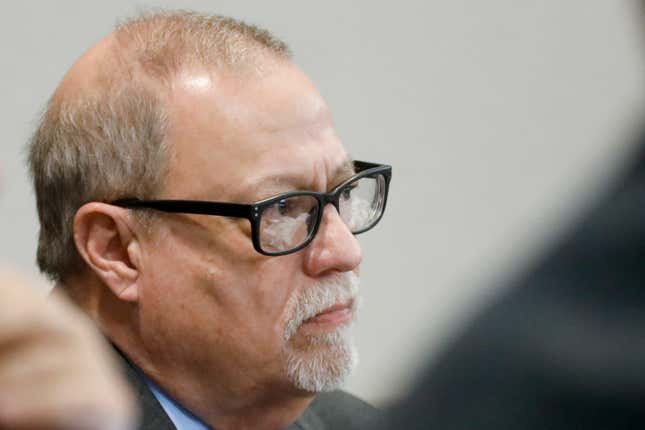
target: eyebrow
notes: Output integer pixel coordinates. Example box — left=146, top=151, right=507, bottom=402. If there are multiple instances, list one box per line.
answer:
left=329, top=157, right=356, bottom=186
left=243, top=157, right=356, bottom=201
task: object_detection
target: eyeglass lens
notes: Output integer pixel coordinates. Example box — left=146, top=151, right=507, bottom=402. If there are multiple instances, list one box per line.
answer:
left=258, top=173, right=386, bottom=253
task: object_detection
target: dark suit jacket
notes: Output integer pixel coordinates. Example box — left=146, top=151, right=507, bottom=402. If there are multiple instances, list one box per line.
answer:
left=117, top=352, right=382, bottom=430
left=386, top=135, right=645, bottom=429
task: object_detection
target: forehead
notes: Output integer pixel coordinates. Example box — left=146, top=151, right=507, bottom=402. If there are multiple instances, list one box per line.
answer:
left=162, top=62, right=349, bottom=200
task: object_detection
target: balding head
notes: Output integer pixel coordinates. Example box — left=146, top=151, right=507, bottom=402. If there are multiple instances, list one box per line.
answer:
left=29, top=10, right=292, bottom=282
left=56, top=11, right=290, bottom=102
left=53, top=33, right=120, bottom=105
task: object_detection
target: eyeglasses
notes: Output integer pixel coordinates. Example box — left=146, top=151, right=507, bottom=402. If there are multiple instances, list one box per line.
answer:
left=112, top=160, right=391, bottom=256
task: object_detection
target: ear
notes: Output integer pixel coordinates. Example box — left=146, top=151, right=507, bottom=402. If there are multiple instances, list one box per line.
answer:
left=73, top=202, right=143, bottom=302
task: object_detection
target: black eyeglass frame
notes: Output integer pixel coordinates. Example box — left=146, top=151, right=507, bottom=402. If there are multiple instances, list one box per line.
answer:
left=112, top=160, right=392, bottom=256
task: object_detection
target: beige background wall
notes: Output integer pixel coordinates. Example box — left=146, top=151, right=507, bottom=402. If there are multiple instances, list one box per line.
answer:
left=1, top=1, right=644, bottom=405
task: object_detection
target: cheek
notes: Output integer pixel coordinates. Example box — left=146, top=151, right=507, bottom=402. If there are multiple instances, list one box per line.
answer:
left=268, top=254, right=304, bottom=296
left=205, top=255, right=306, bottom=361
left=135, top=227, right=229, bottom=328
left=138, top=221, right=306, bottom=364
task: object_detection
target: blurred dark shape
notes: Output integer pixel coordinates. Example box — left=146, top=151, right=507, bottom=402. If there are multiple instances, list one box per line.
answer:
left=387, top=129, right=645, bottom=429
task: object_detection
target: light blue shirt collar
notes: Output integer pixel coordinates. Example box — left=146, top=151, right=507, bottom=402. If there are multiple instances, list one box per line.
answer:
left=145, top=376, right=211, bottom=430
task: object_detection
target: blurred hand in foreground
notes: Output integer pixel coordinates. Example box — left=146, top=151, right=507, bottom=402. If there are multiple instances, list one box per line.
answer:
left=0, top=266, right=138, bottom=430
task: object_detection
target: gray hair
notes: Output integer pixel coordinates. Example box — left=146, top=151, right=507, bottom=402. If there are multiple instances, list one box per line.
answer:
left=28, top=10, right=291, bottom=282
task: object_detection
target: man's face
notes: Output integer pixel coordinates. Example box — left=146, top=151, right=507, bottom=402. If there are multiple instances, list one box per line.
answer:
left=134, top=61, right=363, bottom=395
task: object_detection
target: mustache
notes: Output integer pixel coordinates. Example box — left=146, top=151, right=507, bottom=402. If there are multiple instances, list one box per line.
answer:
left=283, top=271, right=360, bottom=341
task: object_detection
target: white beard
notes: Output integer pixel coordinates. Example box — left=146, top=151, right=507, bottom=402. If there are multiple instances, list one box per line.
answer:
left=282, top=272, right=361, bottom=392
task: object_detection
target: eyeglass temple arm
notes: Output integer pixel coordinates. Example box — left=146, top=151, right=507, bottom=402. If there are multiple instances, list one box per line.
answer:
left=112, top=199, right=253, bottom=219
left=353, top=160, right=381, bottom=172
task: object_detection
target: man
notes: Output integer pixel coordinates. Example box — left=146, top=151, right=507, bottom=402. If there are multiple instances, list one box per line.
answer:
left=0, top=266, right=137, bottom=430
left=28, top=10, right=390, bottom=430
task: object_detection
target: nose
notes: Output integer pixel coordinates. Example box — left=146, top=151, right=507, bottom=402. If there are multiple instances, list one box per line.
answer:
left=303, top=203, right=362, bottom=277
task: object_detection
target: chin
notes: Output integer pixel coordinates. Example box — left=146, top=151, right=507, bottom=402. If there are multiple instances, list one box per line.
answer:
left=283, top=324, right=359, bottom=393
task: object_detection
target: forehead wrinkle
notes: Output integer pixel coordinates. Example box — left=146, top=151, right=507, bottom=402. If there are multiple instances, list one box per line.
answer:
left=240, top=156, right=355, bottom=201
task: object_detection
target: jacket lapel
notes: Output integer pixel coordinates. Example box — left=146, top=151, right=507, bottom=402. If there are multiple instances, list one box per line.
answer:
left=286, top=404, right=326, bottom=430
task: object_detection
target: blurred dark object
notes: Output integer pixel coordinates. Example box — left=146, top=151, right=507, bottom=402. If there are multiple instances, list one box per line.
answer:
left=387, top=131, right=645, bottom=429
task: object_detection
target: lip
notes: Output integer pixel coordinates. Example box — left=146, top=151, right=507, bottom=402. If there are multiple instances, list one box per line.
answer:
left=303, top=300, right=354, bottom=326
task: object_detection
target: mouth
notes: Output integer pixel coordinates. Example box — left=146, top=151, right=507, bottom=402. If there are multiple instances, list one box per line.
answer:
left=302, top=299, right=355, bottom=327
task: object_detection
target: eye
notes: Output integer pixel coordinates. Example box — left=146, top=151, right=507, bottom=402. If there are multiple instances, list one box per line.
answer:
left=341, top=183, right=358, bottom=200
left=263, top=195, right=319, bottom=223
left=277, top=199, right=290, bottom=215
